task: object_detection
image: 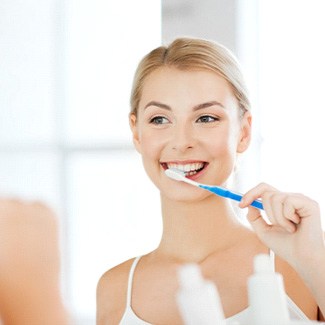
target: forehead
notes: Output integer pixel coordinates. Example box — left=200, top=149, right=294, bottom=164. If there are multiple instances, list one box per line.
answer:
left=139, top=67, right=236, bottom=107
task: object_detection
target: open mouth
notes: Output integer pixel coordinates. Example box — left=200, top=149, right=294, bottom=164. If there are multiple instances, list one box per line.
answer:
left=161, top=161, right=207, bottom=177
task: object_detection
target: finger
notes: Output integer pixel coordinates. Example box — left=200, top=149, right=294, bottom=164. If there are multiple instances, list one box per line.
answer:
left=240, top=185, right=277, bottom=226
left=282, top=196, right=301, bottom=225
left=239, top=182, right=277, bottom=209
left=260, top=191, right=276, bottom=225
left=246, top=206, right=271, bottom=235
left=270, top=193, right=296, bottom=233
left=285, top=194, right=319, bottom=219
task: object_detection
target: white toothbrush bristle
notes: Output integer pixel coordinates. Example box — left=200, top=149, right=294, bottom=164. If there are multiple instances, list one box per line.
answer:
left=165, top=168, right=186, bottom=181
left=165, top=168, right=200, bottom=187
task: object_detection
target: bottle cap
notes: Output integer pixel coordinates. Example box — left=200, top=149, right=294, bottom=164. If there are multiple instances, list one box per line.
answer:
left=178, top=263, right=203, bottom=288
left=254, top=254, right=273, bottom=273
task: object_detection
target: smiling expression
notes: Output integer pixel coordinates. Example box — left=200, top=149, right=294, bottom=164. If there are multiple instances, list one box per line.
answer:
left=130, top=67, right=251, bottom=201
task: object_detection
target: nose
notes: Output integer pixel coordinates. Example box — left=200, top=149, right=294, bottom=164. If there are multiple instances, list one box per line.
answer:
left=171, top=122, right=196, bottom=152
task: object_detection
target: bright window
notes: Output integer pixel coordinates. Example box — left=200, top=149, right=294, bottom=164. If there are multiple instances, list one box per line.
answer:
left=234, top=0, right=325, bottom=226
left=258, top=0, right=325, bottom=221
left=65, top=1, right=161, bottom=321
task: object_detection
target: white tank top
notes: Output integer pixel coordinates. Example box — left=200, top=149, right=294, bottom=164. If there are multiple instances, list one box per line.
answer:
left=119, top=252, right=309, bottom=324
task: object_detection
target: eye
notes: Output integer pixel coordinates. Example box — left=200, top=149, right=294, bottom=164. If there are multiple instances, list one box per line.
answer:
left=149, top=116, right=170, bottom=125
left=196, top=115, right=219, bottom=123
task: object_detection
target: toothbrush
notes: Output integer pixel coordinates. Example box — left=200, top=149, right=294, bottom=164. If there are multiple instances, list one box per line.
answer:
left=165, top=168, right=264, bottom=210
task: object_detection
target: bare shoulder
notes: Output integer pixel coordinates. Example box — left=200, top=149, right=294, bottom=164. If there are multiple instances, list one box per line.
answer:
left=277, top=256, right=318, bottom=320
left=96, top=258, right=135, bottom=325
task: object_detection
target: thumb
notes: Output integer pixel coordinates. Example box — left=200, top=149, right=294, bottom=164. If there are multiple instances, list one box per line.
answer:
left=246, top=206, right=270, bottom=235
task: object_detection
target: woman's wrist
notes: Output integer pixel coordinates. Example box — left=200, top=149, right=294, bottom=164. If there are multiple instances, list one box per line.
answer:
left=294, top=246, right=325, bottom=275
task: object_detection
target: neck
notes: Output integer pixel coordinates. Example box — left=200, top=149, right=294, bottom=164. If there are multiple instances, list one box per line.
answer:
left=157, top=194, right=247, bottom=263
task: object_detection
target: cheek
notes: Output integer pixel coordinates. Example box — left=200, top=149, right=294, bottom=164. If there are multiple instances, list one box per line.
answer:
left=211, top=142, right=237, bottom=169
left=139, top=129, right=165, bottom=160
left=207, top=129, right=238, bottom=156
left=138, top=131, right=167, bottom=188
left=207, top=137, right=238, bottom=185
left=207, top=130, right=239, bottom=171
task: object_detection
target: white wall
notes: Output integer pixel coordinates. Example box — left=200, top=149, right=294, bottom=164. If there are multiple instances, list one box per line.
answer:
left=162, top=0, right=238, bottom=53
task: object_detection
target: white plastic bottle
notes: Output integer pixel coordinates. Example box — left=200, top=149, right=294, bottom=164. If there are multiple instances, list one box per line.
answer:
left=248, top=253, right=290, bottom=325
left=176, top=263, right=225, bottom=325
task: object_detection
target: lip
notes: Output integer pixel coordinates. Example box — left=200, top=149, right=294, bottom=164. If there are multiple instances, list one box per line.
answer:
left=160, top=160, right=209, bottom=180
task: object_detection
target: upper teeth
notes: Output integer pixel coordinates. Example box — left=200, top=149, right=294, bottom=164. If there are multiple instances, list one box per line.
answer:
left=167, top=162, right=204, bottom=172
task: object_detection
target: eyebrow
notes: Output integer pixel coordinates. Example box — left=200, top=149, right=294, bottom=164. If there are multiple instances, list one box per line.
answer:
left=144, top=100, right=225, bottom=111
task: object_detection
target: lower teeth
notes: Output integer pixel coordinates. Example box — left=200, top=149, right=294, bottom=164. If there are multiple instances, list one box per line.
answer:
left=186, top=170, right=198, bottom=176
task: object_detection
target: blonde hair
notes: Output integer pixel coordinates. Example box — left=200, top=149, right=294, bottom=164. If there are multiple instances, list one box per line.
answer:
left=130, top=37, right=250, bottom=116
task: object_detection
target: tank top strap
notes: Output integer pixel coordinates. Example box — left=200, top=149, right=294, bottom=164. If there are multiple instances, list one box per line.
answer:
left=125, top=256, right=142, bottom=307
left=269, top=249, right=276, bottom=272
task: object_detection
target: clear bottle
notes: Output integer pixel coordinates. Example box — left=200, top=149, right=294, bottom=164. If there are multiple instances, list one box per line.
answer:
left=248, top=253, right=290, bottom=325
left=176, top=263, right=225, bottom=325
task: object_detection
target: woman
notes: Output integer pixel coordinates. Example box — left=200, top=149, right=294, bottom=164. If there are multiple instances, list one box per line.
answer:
left=97, top=37, right=325, bottom=324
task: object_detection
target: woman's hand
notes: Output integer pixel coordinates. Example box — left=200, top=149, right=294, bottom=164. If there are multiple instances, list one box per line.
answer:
left=240, top=183, right=325, bottom=319
left=239, top=183, right=325, bottom=269
left=0, top=198, right=69, bottom=324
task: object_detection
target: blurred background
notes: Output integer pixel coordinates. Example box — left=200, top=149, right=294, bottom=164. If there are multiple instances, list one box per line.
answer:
left=1, top=0, right=324, bottom=323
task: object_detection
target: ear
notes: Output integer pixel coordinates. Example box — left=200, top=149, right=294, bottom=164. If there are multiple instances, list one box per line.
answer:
left=129, top=113, right=142, bottom=153
left=237, top=111, right=252, bottom=153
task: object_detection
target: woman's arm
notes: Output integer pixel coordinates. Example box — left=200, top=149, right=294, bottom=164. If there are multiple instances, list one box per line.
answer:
left=294, top=242, right=325, bottom=321
left=240, top=183, right=325, bottom=319
left=0, top=198, right=70, bottom=325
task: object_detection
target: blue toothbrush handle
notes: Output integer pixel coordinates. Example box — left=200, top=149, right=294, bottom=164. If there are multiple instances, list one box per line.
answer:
left=200, top=185, right=264, bottom=210
left=249, top=199, right=264, bottom=210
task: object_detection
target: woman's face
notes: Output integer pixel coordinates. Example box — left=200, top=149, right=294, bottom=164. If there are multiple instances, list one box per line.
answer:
left=130, top=67, right=251, bottom=202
